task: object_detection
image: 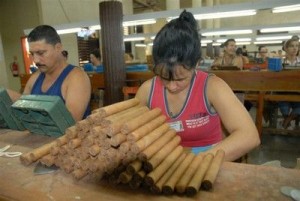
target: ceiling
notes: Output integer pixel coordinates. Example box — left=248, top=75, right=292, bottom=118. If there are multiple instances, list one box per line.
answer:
left=133, top=0, right=164, bottom=12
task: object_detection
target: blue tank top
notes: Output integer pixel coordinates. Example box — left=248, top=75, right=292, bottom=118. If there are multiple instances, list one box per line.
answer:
left=31, top=64, right=91, bottom=119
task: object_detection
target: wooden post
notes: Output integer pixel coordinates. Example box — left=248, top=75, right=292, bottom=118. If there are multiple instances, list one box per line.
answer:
left=100, top=1, right=126, bottom=105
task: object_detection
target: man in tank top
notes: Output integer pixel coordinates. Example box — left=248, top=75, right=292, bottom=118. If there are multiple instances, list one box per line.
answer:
left=7, top=25, right=91, bottom=121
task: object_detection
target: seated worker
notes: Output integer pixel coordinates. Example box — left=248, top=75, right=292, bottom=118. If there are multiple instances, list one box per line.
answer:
left=7, top=25, right=91, bottom=121
left=236, top=47, right=249, bottom=66
left=135, top=10, right=260, bottom=162
left=278, top=36, right=300, bottom=129
left=211, top=39, right=243, bottom=70
left=84, top=49, right=103, bottom=73
left=257, top=45, right=269, bottom=63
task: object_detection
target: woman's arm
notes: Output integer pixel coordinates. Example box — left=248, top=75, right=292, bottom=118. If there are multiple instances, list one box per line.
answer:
left=205, top=75, right=260, bottom=161
left=135, top=79, right=152, bottom=106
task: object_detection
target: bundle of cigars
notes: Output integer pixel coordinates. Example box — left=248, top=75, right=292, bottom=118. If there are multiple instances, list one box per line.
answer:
left=20, top=98, right=225, bottom=197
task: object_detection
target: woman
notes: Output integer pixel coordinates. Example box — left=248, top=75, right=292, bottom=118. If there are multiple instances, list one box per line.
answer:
left=135, top=10, right=260, bottom=162
left=279, top=37, right=300, bottom=129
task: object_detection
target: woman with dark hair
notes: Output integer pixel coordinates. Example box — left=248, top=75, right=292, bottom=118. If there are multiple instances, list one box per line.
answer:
left=135, top=10, right=260, bottom=162
left=279, top=37, right=300, bottom=129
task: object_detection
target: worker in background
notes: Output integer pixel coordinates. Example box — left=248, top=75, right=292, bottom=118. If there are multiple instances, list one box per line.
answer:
left=211, top=39, right=243, bottom=70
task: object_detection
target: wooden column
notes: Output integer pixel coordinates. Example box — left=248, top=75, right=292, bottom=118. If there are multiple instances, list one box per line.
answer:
left=100, top=1, right=126, bottom=105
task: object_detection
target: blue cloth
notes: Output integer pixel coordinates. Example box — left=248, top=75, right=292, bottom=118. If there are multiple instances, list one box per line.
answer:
left=191, top=145, right=213, bottom=154
left=278, top=101, right=300, bottom=116
left=83, top=63, right=94, bottom=72
left=31, top=64, right=91, bottom=119
left=83, top=63, right=104, bottom=73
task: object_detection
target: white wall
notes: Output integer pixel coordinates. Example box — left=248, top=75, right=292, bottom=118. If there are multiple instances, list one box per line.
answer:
left=0, top=0, right=39, bottom=91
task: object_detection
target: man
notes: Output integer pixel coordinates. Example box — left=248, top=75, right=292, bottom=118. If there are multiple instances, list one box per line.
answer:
left=8, top=25, right=91, bottom=121
left=212, top=39, right=243, bottom=69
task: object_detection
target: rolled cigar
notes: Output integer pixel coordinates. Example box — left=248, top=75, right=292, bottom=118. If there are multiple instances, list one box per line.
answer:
left=68, top=138, right=81, bottom=149
left=119, top=141, right=131, bottom=153
left=81, top=135, right=95, bottom=147
left=81, top=158, right=93, bottom=172
left=72, top=168, right=89, bottom=180
left=65, top=126, right=77, bottom=139
left=175, top=154, right=204, bottom=194
left=143, top=135, right=181, bottom=172
left=58, top=144, right=68, bottom=155
left=151, top=152, right=186, bottom=194
left=93, top=98, right=140, bottom=117
left=62, top=163, right=74, bottom=174
left=39, top=154, right=56, bottom=167
left=162, top=153, right=195, bottom=195
left=50, top=145, right=60, bottom=156
left=20, top=153, right=32, bottom=166
left=126, top=159, right=142, bottom=175
left=144, top=146, right=183, bottom=187
left=186, top=153, right=214, bottom=196
left=110, top=133, right=127, bottom=147
left=129, top=169, right=146, bottom=189
left=121, top=108, right=162, bottom=135
left=55, top=134, right=68, bottom=146
left=77, top=130, right=89, bottom=140
left=131, top=124, right=170, bottom=154
left=89, top=144, right=101, bottom=156
left=127, top=115, right=166, bottom=143
left=103, top=106, right=149, bottom=137
left=119, top=171, right=133, bottom=184
left=201, top=149, right=225, bottom=191
left=76, top=119, right=91, bottom=133
left=28, top=140, right=58, bottom=163
left=90, top=125, right=103, bottom=136
left=138, top=129, right=176, bottom=162
left=86, top=112, right=102, bottom=124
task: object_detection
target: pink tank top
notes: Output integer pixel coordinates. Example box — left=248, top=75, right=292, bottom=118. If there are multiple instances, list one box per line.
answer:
left=149, top=70, right=222, bottom=147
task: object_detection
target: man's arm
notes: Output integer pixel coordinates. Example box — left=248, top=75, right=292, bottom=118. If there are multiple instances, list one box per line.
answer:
left=6, top=89, right=21, bottom=102
left=63, top=68, right=91, bottom=121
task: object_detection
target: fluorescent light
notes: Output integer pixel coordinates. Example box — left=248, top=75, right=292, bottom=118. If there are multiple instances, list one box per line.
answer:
left=260, top=26, right=300, bottom=33
left=256, top=35, right=292, bottom=41
left=89, top=25, right=101, bottom=30
left=194, top=10, right=256, bottom=20
left=123, top=19, right=156, bottom=26
left=236, top=42, right=251, bottom=45
left=201, top=39, right=213, bottom=44
left=254, top=40, right=283, bottom=44
left=135, top=44, right=146, bottom=47
left=216, top=38, right=251, bottom=43
left=212, top=42, right=222, bottom=46
left=56, top=28, right=82, bottom=35
left=147, top=43, right=153, bottom=46
left=272, top=4, right=300, bottom=13
left=201, top=43, right=207, bottom=47
left=124, top=36, right=145, bottom=42
left=202, top=29, right=252, bottom=36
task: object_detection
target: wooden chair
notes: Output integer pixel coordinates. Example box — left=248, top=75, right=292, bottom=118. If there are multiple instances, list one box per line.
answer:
left=122, top=86, right=139, bottom=100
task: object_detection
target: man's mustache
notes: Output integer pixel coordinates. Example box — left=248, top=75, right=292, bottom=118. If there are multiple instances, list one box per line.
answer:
left=36, top=63, right=46, bottom=67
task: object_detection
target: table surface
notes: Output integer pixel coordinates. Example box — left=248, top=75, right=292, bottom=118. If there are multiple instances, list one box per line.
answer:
left=0, top=129, right=299, bottom=201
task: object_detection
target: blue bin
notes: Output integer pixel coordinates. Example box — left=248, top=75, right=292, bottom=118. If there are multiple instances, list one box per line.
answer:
left=268, top=58, right=282, bottom=71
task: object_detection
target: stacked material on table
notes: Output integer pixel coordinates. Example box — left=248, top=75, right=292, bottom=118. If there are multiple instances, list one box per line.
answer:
left=20, top=98, right=224, bottom=197
left=12, top=95, right=75, bottom=137
left=0, top=87, right=25, bottom=130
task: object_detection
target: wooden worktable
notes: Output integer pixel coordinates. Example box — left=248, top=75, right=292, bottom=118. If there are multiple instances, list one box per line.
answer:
left=0, top=130, right=299, bottom=201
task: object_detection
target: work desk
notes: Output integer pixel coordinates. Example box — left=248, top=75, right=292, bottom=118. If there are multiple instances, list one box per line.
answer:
left=0, top=130, right=299, bottom=201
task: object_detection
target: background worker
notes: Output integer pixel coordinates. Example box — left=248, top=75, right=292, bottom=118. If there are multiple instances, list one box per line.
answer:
left=212, top=39, right=243, bottom=70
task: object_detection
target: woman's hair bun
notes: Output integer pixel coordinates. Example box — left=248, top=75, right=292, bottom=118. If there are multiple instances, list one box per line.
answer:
left=179, top=10, right=197, bottom=29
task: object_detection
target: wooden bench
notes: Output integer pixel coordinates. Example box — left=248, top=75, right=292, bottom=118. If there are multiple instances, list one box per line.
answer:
left=211, top=70, right=300, bottom=136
